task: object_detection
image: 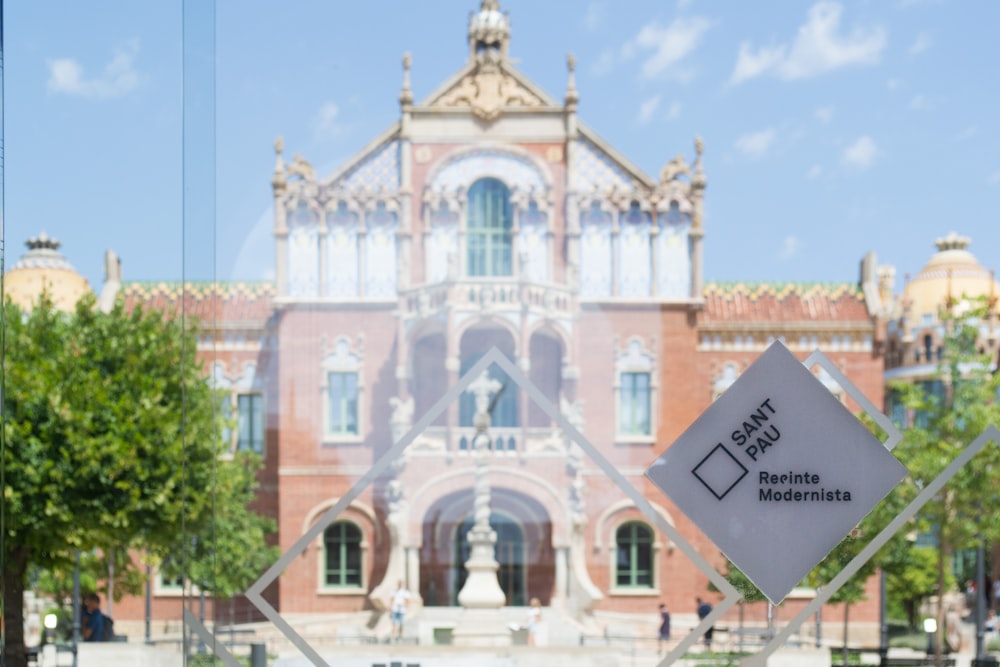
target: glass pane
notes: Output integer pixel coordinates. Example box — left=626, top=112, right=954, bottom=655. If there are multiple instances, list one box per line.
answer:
left=7, top=3, right=977, bottom=665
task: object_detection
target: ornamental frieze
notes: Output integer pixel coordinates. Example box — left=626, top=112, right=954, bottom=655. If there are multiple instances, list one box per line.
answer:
left=433, top=68, right=545, bottom=121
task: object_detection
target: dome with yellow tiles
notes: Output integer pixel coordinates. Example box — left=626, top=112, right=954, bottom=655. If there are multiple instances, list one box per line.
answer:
left=904, top=232, right=999, bottom=321
left=5, top=232, right=92, bottom=311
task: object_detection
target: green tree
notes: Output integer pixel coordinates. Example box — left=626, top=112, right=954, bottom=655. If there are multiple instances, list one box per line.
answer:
left=2, top=295, right=274, bottom=667
left=889, top=300, right=1000, bottom=664
left=882, top=543, right=946, bottom=630
left=162, top=450, right=277, bottom=600
left=808, top=533, right=875, bottom=663
left=711, top=561, right=767, bottom=649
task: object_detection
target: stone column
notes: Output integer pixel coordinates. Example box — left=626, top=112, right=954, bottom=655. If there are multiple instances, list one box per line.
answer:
left=272, top=138, right=289, bottom=298
left=650, top=218, right=660, bottom=298
left=398, top=57, right=414, bottom=293
left=554, top=546, right=569, bottom=604
left=689, top=137, right=707, bottom=301
left=452, top=372, right=511, bottom=647
left=318, top=214, right=329, bottom=297
left=406, top=546, right=421, bottom=600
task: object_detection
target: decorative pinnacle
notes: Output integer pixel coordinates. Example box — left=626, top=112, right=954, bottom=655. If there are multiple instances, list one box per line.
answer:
left=272, top=136, right=287, bottom=193
left=934, top=231, right=970, bottom=252
left=565, top=52, right=579, bottom=106
left=400, top=52, right=413, bottom=106
left=691, top=136, right=706, bottom=188
left=26, top=231, right=61, bottom=251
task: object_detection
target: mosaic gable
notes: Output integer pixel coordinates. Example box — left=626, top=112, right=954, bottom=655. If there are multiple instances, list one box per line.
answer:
left=573, top=137, right=633, bottom=193
left=340, top=140, right=401, bottom=191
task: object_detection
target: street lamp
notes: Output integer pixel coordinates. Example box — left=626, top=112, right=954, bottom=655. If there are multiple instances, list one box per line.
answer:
left=923, top=617, right=937, bottom=655
left=43, top=612, right=58, bottom=641
left=43, top=613, right=59, bottom=666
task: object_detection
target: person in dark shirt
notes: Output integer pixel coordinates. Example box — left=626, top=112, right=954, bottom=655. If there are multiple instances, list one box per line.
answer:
left=657, top=603, right=671, bottom=654
left=696, top=596, right=714, bottom=650
left=81, top=593, right=105, bottom=642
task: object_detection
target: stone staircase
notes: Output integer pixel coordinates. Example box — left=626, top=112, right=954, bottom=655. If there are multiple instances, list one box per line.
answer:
left=412, top=605, right=587, bottom=647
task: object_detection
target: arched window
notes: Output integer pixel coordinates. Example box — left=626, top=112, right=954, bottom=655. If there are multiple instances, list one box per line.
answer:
left=616, top=339, right=655, bottom=440
left=323, top=521, right=362, bottom=587
left=617, top=201, right=651, bottom=297
left=656, top=201, right=692, bottom=299
left=364, top=201, right=398, bottom=297
left=467, top=178, right=512, bottom=277
left=288, top=201, right=320, bottom=297
left=322, top=339, right=363, bottom=442
left=579, top=201, right=613, bottom=297
left=615, top=522, right=653, bottom=588
left=326, top=202, right=360, bottom=297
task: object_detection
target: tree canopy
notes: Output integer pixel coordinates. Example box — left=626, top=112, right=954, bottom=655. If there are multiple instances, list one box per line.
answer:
left=2, top=294, right=275, bottom=667
left=887, top=301, right=1000, bottom=662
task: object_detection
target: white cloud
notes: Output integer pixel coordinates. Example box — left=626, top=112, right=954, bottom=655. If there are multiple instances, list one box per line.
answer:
left=842, top=135, right=880, bottom=168
left=807, top=164, right=824, bottom=179
left=956, top=125, right=977, bottom=142
left=591, top=49, right=616, bottom=76
left=815, top=106, right=835, bottom=124
left=729, top=2, right=886, bottom=84
left=909, top=94, right=930, bottom=110
left=313, top=101, right=343, bottom=139
left=909, top=31, right=932, bottom=55
left=583, top=3, right=603, bottom=32
left=735, top=128, right=777, bottom=158
left=665, top=100, right=682, bottom=120
left=637, top=95, right=662, bottom=124
left=886, top=78, right=903, bottom=91
left=779, top=235, right=801, bottom=260
left=730, top=43, right=786, bottom=84
left=47, top=40, right=141, bottom=99
left=627, top=16, right=713, bottom=81
left=989, top=170, right=1000, bottom=186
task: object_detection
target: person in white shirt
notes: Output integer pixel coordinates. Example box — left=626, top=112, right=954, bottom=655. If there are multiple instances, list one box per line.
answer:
left=390, top=580, right=411, bottom=641
left=526, top=597, right=542, bottom=647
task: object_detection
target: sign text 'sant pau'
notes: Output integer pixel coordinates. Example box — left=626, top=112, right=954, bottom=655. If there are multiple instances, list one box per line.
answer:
left=729, top=397, right=778, bottom=462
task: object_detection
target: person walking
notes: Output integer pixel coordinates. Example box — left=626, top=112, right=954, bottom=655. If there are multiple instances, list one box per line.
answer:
left=657, top=603, right=671, bottom=654
left=696, top=596, right=714, bottom=651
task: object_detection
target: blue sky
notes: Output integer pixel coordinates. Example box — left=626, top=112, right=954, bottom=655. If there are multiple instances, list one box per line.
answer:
left=3, top=1, right=998, bottom=292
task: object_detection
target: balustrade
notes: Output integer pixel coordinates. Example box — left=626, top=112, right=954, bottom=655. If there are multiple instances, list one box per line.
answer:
left=400, top=278, right=575, bottom=321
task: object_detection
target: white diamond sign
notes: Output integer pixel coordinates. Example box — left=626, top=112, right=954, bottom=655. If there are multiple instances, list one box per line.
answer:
left=645, top=341, right=907, bottom=604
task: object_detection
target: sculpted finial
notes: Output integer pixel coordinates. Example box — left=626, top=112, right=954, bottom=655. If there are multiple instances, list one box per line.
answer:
left=272, top=137, right=287, bottom=194
left=693, top=136, right=705, bottom=179
left=400, top=52, right=413, bottom=106
left=659, top=154, right=690, bottom=183
left=565, top=52, right=579, bottom=107
left=288, top=153, right=316, bottom=182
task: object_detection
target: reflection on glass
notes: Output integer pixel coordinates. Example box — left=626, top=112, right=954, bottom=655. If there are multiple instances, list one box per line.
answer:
left=1, top=0, right=951, bottom=663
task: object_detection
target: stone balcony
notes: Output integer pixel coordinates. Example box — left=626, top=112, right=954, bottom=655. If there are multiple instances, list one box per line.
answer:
left=399, top=278, right=577, bottom=325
